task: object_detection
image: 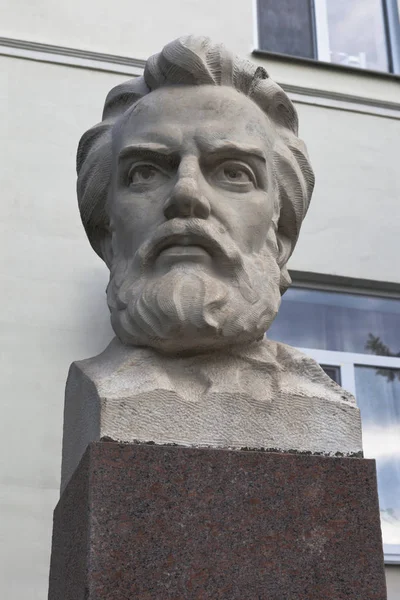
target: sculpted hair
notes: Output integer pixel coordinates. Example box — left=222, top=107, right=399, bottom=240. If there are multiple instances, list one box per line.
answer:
left=77, top=35, right=315, bottom=291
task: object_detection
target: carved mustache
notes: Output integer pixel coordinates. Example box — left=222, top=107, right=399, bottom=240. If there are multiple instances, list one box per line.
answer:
left=134, top=219, right=245, bottom=276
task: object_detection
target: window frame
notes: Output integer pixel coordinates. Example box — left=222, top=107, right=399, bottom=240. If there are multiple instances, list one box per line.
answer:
left=297, top=346, right=400, bottom=398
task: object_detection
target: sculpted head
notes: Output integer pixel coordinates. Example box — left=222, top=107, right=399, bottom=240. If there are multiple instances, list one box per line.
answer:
left=77, top=36, right=314, bottom=354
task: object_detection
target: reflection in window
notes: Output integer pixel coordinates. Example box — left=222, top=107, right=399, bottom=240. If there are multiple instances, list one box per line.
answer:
left=322, top=0, right=389, bottom=71
left=355, top=367, right=400, bottom=545
left=268, top=288, right=400, bottom=356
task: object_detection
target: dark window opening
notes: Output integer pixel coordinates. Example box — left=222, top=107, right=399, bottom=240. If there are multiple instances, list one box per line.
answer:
left=320, top=365, right=341, bottom=385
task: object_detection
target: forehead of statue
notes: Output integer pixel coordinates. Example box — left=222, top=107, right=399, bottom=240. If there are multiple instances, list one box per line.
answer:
left=114, top=85, right=275, bottom=155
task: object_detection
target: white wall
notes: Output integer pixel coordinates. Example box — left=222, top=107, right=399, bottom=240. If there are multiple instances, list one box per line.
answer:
left=290, top=103, right=400, bottom=284
left=0, top=0, right=254, bottom=61
left=387, top=566, right=400, bottom=599
left=0, top=56, right=115, bottom=598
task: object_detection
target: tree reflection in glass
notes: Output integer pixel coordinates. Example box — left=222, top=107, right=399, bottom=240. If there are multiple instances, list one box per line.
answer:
left=365, top=334, right=400, bottom=382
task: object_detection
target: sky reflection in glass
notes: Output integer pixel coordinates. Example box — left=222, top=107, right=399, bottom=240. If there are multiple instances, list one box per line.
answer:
left=355, top=367, right=400, bottom=545
left=325, top=0, right=388, bottom=71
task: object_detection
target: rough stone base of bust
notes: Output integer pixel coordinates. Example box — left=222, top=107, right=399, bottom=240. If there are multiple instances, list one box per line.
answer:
left=60, top=340, right=363, bottom=492
left=61, top=340, right=362, bottom=489
left=49, top=442, right=386, bottom=600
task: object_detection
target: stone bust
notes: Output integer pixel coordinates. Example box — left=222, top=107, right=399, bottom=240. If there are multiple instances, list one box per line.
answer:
left=62, top=36, right=361, bottom=490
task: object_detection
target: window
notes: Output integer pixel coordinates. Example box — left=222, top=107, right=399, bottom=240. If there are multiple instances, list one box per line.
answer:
left=268, top=287, right=400, bottom=562
left=257, top=0, right=400, bottom=74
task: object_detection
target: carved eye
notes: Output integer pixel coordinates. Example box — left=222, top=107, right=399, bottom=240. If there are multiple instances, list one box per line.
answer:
left=213, top=161, right=256, bottom=189
left=223, top=166, right=251, bottom=182
left=128, top=164, right=167, bottom=187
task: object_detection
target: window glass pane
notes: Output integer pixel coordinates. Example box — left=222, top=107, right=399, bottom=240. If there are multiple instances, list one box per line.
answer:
left=268, top=288, right=400, bottom=355
left=323, top=0, right=389, bottom=71
left=355, top=366, right=400, bottom=546
left=257, top=0, right=316, bottom=59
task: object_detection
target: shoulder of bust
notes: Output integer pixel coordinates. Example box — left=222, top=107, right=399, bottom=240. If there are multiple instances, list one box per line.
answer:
left=265, top=339, right=356, bottom=405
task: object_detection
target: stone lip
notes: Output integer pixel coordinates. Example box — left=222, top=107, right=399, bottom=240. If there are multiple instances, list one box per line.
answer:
left=101, top=436, right=364, bottom=458
left=49, top=442, right=386, bottom=600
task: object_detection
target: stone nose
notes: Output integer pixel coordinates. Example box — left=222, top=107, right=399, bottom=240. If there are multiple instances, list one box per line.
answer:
left=163, top=174, right=211, bottom=220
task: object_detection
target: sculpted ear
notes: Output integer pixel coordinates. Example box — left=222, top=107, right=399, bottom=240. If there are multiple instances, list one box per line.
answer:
left=276, top=231, right=292, bottom=269
left=99, top=231, right=114, bottom=269
left=276, top=231, right=293, bottom=295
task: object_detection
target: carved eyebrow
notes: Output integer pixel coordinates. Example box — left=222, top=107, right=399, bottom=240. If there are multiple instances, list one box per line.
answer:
left=198, top=140, right=266, bottom=163
left=118, top=143, right=180, bottom=162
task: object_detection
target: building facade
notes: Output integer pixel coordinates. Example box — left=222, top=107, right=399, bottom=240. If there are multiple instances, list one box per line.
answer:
left=1, top=0, right=399, bottom=597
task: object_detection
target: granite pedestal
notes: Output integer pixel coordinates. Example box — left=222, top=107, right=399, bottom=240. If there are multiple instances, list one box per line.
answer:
left=48, top=442, right=387, bottom=599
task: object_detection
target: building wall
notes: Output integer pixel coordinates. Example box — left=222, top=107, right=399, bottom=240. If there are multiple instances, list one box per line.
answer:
left=292, top=102, right=400, bottom=284
left=1, top=0, right=254, bottom=60
left=387, top=566, right=400, bottom=599
left=0, top=55, right=114, bottom=599
left=1, top=0, right=399, bottom=597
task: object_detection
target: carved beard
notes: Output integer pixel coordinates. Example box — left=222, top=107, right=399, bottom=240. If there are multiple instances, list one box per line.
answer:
left=107, top=224, right=282, bottom=354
